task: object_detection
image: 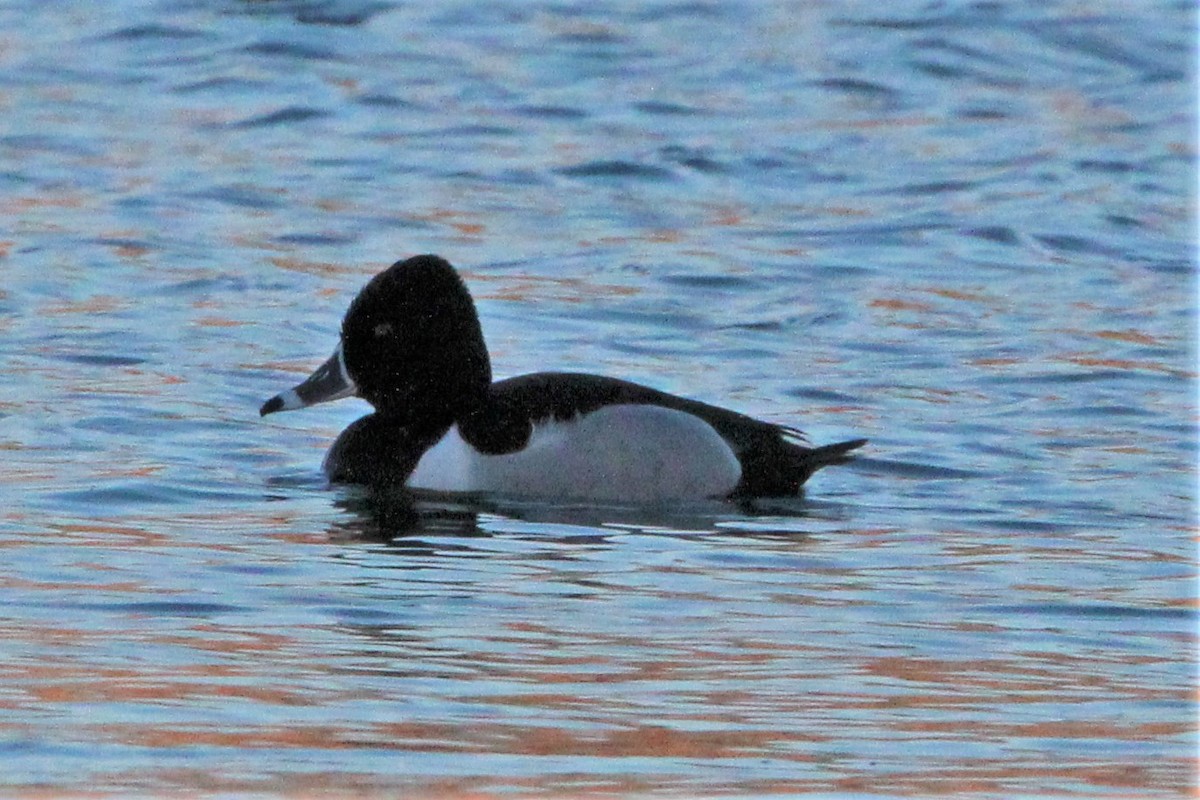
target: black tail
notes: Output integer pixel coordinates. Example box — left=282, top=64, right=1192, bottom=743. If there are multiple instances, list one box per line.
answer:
left=734, top=437, right=867, bottom=497
left=804, top=438, right=868, bottom=472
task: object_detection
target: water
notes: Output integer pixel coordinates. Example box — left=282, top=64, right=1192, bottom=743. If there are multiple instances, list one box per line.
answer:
left=1, top=1, right=1195, bottom=796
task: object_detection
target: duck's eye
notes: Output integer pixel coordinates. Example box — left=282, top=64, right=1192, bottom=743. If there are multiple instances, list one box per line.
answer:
left=373, top=322, right=393, bottom=338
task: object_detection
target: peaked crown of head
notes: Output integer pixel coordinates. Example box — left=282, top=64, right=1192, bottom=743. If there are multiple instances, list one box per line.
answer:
left=340, top=255, right=491, bottom=423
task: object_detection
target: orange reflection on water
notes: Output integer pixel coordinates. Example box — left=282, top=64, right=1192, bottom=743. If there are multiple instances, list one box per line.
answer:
left=468, top=271, right=641, bottom=304
left=0, top=599, right=1190, bottom=796
left=1063, top=355, right=1194, bottom=378
left=268, top=256, right=363, bottom=277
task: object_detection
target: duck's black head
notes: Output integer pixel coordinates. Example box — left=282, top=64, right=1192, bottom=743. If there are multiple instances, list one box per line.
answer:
left=260, top=255, right=491, bottom=429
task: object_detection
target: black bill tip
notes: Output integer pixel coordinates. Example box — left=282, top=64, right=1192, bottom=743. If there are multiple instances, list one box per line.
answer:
left=260, top=395, right=284, bottom=417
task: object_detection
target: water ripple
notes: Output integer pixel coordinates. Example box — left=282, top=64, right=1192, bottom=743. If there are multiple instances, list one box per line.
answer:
left=0, top=0, right=1192, bottom=796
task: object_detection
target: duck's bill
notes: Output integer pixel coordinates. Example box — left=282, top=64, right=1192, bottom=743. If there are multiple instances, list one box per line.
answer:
left=260, top=343, right=356, bottom=417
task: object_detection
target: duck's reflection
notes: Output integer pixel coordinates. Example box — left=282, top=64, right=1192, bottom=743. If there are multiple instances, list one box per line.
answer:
left=326, top=483, right=842, bottom=548
left=328, top=487, right=487, bottom=543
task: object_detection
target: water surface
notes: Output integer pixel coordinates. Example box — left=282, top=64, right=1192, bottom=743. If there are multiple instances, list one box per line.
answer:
left=0, top=1, right=1195, bottom=796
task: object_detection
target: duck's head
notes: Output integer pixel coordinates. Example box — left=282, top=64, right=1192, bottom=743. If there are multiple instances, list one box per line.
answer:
left=260, top=255, right=491, bottom=427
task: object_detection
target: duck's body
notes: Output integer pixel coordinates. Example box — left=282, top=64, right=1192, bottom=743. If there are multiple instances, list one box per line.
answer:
left=261, top=255, right=865, bottom=502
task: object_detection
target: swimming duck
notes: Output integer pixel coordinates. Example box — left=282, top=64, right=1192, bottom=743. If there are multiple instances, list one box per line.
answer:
left=260, top=255, right=865, bottom=502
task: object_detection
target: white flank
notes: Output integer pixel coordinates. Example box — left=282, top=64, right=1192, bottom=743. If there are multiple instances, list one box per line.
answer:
left=407, top=404, right=742, bottom=502
left=405, top=424, right=475, bottom=493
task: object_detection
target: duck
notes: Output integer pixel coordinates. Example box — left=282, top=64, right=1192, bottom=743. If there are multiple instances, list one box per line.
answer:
left=260, top=255, right=866, bottom=503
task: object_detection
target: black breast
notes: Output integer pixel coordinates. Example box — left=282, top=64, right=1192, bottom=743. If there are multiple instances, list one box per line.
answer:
left=323, top=414, right=448, bottom=487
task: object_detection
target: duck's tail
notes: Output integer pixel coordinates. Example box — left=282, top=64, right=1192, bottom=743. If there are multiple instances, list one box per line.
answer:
left=787, top=437, right=867, bottom=488
left=805, top=438, right=868, bottom=471
left=734, top=437, right=867, bottom=497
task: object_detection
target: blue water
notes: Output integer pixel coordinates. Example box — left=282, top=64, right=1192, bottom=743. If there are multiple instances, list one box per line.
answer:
left=1, top=1, right=1195, bottom=796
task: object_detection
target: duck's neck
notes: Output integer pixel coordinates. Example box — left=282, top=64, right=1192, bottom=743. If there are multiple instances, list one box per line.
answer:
left=456, top=388, right=534, bottom=456
left=368, top=347, right=492, bottom=433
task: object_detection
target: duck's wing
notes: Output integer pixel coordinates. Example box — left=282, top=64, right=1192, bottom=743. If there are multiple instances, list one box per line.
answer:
left=472, top=372, right=864, bottom=497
